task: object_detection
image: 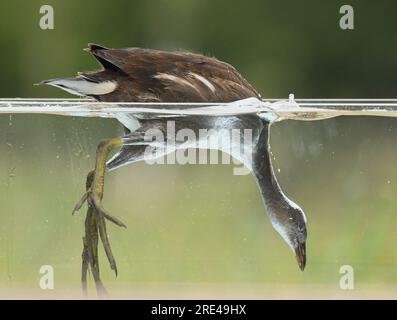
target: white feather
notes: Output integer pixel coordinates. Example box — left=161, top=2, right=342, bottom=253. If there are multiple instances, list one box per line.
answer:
left=189, top=72, right=216, bottom=92
left=46, top=78, right=117, bottom=96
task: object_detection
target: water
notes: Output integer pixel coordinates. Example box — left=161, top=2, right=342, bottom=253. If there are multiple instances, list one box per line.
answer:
left=3, top=97, right=397, bottom=120
left=1, top=97, right=397, bottom=298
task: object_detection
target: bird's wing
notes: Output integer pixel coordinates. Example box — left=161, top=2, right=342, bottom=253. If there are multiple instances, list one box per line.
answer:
left=86, top=44, right=261, bottom=103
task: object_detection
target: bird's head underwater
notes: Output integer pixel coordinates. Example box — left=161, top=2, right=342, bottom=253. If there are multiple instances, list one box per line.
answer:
left=268, top=199, right=307, bottom=271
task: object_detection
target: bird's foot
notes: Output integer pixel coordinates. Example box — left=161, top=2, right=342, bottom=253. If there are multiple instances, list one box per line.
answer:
left=82, top=234, right=107, bottom=297
left=74, top=170, right=126, bottom=293
left=73, top=189, right=127, bottom=228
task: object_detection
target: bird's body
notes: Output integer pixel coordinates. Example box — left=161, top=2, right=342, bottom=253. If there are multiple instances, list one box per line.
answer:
left=46, top=44, right=260, bottom=103
left=41, top=44, right=307, bottom=292
left=44, top=44, right=264, bottom=169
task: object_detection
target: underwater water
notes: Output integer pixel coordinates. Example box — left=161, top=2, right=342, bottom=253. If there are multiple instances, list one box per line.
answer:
left=1, top=103, right=397, bottom=299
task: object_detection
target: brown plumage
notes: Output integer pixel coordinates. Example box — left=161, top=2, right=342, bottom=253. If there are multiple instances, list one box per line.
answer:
left=81, top=43, right=261, bottom=102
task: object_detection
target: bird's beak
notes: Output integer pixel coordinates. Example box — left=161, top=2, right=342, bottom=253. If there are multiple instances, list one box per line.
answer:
left=295, top=242, right=306, bottom=271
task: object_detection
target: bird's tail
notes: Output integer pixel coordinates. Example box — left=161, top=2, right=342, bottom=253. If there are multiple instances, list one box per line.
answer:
left=36, top=75, right=117, bottom=98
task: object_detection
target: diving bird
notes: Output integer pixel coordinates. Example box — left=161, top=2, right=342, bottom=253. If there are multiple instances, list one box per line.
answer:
left=40, top=44, right=307, bottom=287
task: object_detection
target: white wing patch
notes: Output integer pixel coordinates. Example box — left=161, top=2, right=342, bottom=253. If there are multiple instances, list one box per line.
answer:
left=154, top=73, right=199, bottom=92
left=189, top=72, right=216, bottom=93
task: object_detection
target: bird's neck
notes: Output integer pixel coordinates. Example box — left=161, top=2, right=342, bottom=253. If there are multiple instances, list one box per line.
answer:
left=252, top=123, right=288, bottom=215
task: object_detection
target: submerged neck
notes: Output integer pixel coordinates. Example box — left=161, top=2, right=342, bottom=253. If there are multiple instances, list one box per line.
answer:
left=252, top=123, right=288, bottom=213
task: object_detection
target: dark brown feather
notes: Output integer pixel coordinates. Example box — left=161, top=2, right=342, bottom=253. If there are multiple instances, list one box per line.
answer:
left=84, top=44, right=261, bottom=103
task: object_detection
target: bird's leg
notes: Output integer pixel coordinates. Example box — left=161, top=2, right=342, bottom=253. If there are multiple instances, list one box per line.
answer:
left=75, top=130, right=152, bottom=290
left=74, top=138, right=126, bottom=225
left=91, top=138, right=125, bottom=277
left=74, top=137, right=125, bottom=278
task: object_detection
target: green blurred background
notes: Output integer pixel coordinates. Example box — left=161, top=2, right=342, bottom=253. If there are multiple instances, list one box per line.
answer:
left=1, top=0, right=397, bottom=298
